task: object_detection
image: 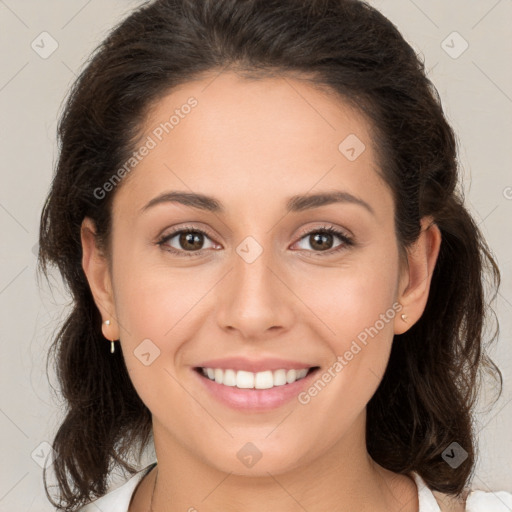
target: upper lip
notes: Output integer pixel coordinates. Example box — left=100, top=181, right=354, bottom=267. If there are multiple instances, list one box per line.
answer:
left=195, top=357, right=317, bottom=373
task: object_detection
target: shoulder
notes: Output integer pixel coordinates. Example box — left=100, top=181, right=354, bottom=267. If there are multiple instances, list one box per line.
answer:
left=431, top=488, right=512, bottom=512
left=411, top=471, right=512, bottom=512
left=464, top=488, right=512, bottom=511
left=78, top=463, right=157, bottom=512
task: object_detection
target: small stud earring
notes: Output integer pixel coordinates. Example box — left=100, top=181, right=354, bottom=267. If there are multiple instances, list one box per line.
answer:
left=401, top=314, right=408, bottom=322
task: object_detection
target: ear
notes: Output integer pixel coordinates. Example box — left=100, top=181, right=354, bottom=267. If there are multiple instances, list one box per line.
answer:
left=394, top=216, right=442, bottom=335
left=80, top=217, right=120, bottom=341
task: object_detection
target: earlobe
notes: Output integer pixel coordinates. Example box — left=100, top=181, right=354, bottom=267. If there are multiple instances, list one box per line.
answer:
left=394, top=217, right=442, bottom=335
left=80, top=217, right=120, bottom=341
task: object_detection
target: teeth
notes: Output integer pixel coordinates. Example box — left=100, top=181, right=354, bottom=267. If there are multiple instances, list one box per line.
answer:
left=200, top=367, right=310, bottom=389
left=237, top=370, right=255, bottom=389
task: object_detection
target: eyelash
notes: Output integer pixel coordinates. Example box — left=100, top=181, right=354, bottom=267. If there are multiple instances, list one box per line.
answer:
left=156, top=224, right=354, bottom=258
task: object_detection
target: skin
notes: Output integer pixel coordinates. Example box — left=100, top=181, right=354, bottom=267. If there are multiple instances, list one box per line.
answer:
left=81, top=71, right=442, bottom=512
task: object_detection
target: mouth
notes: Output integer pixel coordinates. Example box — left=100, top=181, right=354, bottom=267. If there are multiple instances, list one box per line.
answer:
left=192, top=365, right=321, bottom=411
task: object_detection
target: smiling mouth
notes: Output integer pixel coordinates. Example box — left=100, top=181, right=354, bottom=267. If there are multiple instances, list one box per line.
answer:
left=194, top=366, right=320, bottom=390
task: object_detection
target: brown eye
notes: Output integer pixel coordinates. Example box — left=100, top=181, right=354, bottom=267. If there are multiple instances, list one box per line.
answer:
left=158, top=228, right=217, bottom=256
left=294, top=226, right=353, bottom=254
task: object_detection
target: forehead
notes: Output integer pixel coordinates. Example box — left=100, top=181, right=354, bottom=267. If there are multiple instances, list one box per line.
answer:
left=112, top=71, right=390, bottom=218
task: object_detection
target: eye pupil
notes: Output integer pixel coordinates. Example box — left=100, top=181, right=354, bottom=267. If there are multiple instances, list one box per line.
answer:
left=310, top=232, right=333, bottom=251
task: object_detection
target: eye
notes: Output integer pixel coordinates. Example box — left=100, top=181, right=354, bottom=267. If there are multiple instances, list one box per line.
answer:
left=157, top=226, right=218, bottom=257
left=156, top=224, right=354, bottom=258
left=293, top=225, right=354, bottom=255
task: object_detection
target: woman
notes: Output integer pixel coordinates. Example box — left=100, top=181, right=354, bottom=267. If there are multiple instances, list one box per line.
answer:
left=38, top=0, right=511, bottom=511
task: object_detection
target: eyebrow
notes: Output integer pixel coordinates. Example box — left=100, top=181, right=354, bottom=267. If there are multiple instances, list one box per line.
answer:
left=140, top=190, right=375, bottom=216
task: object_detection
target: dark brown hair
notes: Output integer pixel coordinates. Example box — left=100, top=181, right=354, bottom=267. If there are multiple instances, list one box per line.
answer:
left=38, top=0, right=503, bottom=510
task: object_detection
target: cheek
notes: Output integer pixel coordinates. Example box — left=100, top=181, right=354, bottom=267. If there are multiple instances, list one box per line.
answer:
left=293, top=244, right=400, bottom=415
left=112, top=269, right=191, bottom=415
left=300, top=242, right=400, bottom=345
left=111, top=251, right=221, bottom=396
left=112, top=241, right=205, bottom=341
left=305, top=273, right=397, bottom=389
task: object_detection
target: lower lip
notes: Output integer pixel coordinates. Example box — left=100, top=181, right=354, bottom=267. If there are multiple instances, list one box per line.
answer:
left=193, top=367, right=320, bottom=411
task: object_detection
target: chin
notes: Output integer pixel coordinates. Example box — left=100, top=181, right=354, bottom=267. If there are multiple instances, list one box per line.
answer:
left=201, top=442, right=310, bottom=477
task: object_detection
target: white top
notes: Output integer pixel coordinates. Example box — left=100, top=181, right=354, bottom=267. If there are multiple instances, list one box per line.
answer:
left=79, top=463, right=512, bottom=512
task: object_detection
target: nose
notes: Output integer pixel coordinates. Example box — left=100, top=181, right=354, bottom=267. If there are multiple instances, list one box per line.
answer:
left=215, top=243, right=295, bottom=340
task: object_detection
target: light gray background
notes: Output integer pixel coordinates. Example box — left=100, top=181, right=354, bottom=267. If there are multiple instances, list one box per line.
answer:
left=0, top=1, right=511, bottom=510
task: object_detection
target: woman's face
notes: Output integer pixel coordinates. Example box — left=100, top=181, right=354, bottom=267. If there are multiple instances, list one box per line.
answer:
left=83, top=71, right=434, bottom=476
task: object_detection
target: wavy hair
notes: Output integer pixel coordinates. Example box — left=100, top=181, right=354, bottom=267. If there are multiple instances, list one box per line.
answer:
left=38, top=0, right=502, bottom=509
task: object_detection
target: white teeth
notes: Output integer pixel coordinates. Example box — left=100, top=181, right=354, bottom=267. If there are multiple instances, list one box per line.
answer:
left=223, top=369, right=237, bottom=387
left=236, top=370, right=254, bottom=389
left=254, top=370, right=273, bottom=389
left=286, top=369, right=297, bottom=384
left=273, top=369, right=287, bottom=386
left=200, top=367, right=311, bottom=389
left=297, top=369, right=308, bottom=379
